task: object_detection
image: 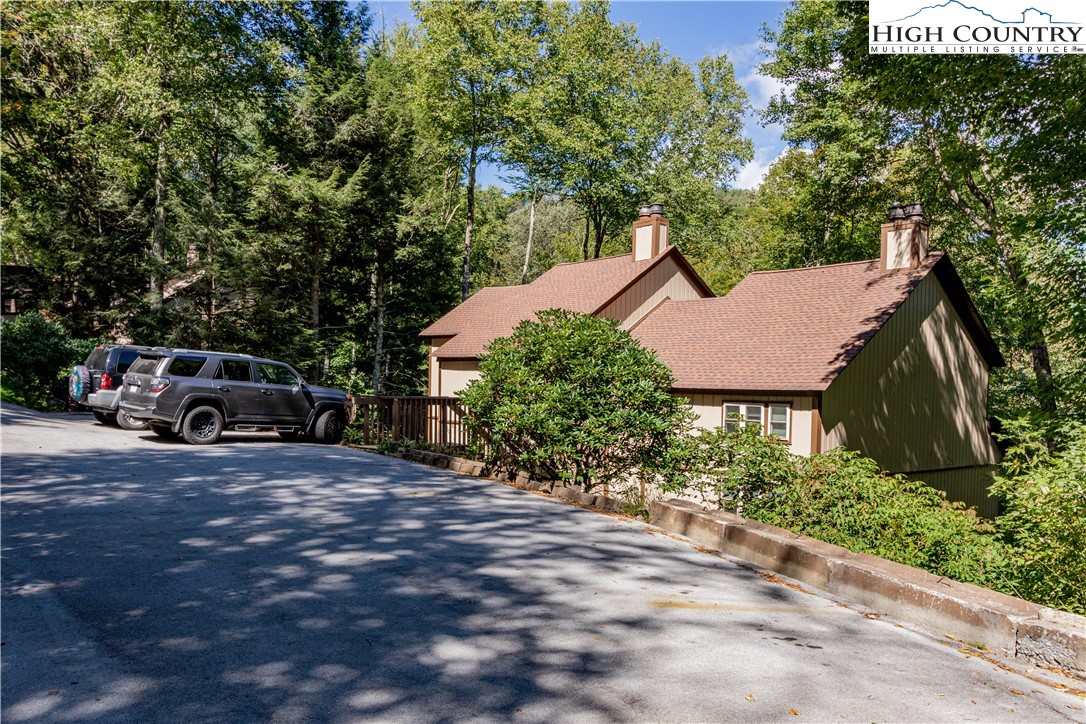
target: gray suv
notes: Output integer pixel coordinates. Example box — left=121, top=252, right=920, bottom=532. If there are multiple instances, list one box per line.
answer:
left=118, top=349, right=355, bottom=445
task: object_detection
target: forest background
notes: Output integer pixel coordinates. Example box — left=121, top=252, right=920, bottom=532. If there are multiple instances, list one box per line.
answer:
left=2, top=0, right=1084, bottom=447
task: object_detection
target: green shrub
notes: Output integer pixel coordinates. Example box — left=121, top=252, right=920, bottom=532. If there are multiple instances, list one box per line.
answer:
left=747, top=450, right=1009, bottom=587
left=459, top=309, right=692, bottom=493
left=0, top=312, right=96, bottom=409
left=660, top=423, right=795, bottom=515
left=992, top=422, right=1086, bottom=614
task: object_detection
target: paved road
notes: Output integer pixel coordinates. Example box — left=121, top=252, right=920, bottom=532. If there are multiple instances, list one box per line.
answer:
left=2, top=406, right=1082, bottom=723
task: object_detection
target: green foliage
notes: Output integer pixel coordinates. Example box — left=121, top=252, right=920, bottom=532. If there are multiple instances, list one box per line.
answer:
left=747, top=450, right=1009, bottom=587
left=992, top=422, right=1086, bottom=614
left=0, top=312, right=96, bottom=409
left=660, top=423, right=795, bottom=515
left=460, top=309, right=692, bottom=492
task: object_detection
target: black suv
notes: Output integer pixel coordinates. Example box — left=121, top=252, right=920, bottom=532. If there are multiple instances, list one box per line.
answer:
left=70, top=344, right=155, bottom=429
left=118, top=349, right=355, bottom=445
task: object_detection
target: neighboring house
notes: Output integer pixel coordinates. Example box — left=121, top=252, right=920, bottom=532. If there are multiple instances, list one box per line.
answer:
left=421, top=203, right=1004, bottom=517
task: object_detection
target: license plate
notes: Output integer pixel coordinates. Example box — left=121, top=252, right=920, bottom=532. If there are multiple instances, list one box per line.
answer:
left=129, top=383, right=140, bottom=391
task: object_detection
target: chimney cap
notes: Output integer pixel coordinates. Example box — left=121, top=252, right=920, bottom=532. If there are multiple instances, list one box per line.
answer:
left=648, top=202, right=664, bottom=217
left=638, top=205, right=652, bottom=218
left=903, top=202, right=924, bottom=220
left=888, top=202, right=906, bottom=221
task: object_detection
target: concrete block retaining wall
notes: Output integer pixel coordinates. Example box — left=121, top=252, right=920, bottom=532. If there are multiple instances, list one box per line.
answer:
left=389, top=448, right=1085, bottom=680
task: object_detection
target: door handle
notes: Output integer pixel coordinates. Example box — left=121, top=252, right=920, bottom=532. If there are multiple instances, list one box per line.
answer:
left=260, top=389, right=274, bottom=395
left=217, top=386, right=231, bottom=392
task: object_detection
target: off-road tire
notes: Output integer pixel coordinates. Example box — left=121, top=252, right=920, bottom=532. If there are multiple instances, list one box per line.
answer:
left=182, top=406, right=223, bottom=445
left=117, top=412, right=150, bottom=431
left=312, top=409, right=343, bottom=444
left=150, top=423, right=180, bottom=439
left=92, top=410, right=117, bottom=425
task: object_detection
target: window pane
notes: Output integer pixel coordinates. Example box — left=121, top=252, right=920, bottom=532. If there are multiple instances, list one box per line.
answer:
left=219, top=360, right=252, bottom=382
left=129, top=356, right=161, bottom=375
left=745, top=405, right=763, bottom=424
left=117, top=350, right=139, bottom=373
left=167, top=356, right=207, bottom=378
left=258, top=363, right=298, bottom=386
left=724, top=405, right=741, bottom=432
left=769, top=405, right=789, bottom=438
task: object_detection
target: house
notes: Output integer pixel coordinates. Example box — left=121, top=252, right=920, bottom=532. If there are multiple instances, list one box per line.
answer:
left=421, top=203, right=1004, bottom=517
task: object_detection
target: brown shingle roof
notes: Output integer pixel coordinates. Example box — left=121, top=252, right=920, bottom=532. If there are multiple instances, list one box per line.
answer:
left=423, top=247, right=709, bottom=359
left=631, top=252, right=958, bottom=392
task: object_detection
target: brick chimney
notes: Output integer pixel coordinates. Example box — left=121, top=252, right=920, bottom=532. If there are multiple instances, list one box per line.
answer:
left=881, top=202, right=929, bottom=273
left=631, top=203, right=670, bottom=262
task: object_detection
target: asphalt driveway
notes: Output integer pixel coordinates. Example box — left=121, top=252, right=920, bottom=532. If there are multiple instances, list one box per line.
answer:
left=2, top=405, right=1082, bottom=723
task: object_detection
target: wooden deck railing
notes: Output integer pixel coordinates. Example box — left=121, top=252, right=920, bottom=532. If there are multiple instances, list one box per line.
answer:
left=352, top=396, right=477, bottom=449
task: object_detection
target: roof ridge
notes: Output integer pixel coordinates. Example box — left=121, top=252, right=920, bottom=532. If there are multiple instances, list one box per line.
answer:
left=550, top=252, right=633, bottom=268
left=745, top=251, right=946, bottom=276
left=745, top=258, right=878, bottom=275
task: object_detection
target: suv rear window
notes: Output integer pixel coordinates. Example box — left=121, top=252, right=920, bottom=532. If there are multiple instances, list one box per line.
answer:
left=116, top=349, right=141, bottom=373
left=85, top=347, right=109, bottom=370
left=129, top=356, right=162, bottom=375
left=167, top=356, right=208, bottom=378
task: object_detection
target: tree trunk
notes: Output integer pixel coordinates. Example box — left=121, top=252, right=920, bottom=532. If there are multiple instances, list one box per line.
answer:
left=150, top=115, right=169, bottom=308
left=371, top=257, right=386, bottom=395
left=581, top=215, right=590, bottom=260
left=462, top=144, right=477, bottom=301
left=592, top=214, right=606, bottom=259
left=520, top=196, right=536, bottom=284
left=310, top=224, right=321, bottom=330
left=1007, top=257, right=1057, bottom=418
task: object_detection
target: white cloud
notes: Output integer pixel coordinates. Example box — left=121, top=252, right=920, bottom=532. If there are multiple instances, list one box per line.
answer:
left=733, top=147, right=787, bottom=190
left=740, top=70, right=787, bottom=109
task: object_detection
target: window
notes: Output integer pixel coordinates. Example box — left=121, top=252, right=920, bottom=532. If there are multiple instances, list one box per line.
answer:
left=166, top=356, right=208, bottom=378
left=723, top=402, right=791, bottom=440
left=215, top=360, right=253, bottom=382
left=768, top=404, right=790, bottom=440
left=129, top=356, right=162, bottom=375
left=116, top=350, right=140, bottom=374
left=257, top=362, right=299, bottom=386
left=724, top=403, right=763, bottom=434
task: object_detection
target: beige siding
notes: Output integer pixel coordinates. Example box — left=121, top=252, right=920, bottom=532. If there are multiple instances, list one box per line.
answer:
left=438, top=361, right=480, bottom=397
left=677, top=393, right=817, bottom=457
left=599, top=256, right=705, bottom=329
left=427, top=337, right=451, bottom=396
left=822, top=272, right=1000, bottom=474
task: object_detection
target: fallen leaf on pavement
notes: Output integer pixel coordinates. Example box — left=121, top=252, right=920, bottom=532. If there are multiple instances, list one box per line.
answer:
left=745, top=695, right=755, bottom=702
left=1010, top=690, right=1025, bottom=696
left=788, top=709, right=800, bottom=716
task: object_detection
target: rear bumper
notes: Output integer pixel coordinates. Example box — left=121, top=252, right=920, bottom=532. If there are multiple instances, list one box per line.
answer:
left=118, top=401, right=175, bottom=425
left=87, top=390, right=120, bottom=411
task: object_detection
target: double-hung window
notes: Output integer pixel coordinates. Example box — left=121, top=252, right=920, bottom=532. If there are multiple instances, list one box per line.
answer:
left=724, top=403, right=764, bottom=434
left=723, top=402, right=791, bottom=441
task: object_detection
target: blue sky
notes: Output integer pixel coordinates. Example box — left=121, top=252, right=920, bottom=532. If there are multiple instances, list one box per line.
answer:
left=368, top=1, right=791, bottom=190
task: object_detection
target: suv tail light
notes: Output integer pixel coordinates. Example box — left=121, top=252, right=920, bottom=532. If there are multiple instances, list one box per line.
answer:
left=99, top=373, right=113, bottom=390
left=149, top=377, right=170, bottom=394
